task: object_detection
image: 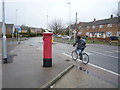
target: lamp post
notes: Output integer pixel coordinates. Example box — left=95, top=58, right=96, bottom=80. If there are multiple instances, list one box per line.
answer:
left=2, top=0, right=7, bottom=63
left=16, top=9, right=18, bottom=25
left=15, top=9, right=18, bottom=39
left=16, top=9, right=20, bottom=44
left=68, top=2, right=71, bottom=36
left=47, top=15, right=48, bottom=30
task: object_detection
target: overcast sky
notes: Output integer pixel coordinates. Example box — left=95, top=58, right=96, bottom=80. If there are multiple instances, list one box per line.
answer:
left=0, top=0, right=119, bottom=29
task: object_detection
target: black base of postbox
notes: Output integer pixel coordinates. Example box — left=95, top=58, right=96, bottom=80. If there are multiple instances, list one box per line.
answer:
left=43, top=58, right=52, bottom=67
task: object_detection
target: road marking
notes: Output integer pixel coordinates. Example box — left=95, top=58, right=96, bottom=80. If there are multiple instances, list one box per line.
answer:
left=88, top=63, right=120, bottom=76
left=62, top=53, right=120, bottom=76
left=104, top=51, right=112, bottom=53
left=63, top=53, right=72, bottom=57
left=112, top=50, right=120, bottom=53
left=90, top=51, right=120, bottom=59
left=86, top=52, right=92, bottom=55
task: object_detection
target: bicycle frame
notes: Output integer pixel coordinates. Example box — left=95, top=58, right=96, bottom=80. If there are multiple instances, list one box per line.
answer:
left=72, top=47, right=89, bottom=64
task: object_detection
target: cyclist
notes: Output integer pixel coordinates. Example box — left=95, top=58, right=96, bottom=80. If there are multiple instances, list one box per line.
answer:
left=73, top=36, right=86, bottom=59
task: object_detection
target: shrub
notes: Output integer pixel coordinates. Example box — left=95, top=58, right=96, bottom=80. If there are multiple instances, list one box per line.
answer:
left=6, top=34, right=12, bottom=38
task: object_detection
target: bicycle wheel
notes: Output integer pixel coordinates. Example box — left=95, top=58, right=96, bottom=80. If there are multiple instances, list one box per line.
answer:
left=82, top=53, right=89, bottom=65
left=71, top=50, right=78, bottom=61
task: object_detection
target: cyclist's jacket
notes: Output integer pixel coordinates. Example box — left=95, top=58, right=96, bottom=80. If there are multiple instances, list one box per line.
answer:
left=73, top=39, right=86, bottom=49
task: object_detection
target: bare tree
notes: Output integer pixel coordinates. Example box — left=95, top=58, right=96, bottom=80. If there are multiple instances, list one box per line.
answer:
left=49, top=18, right=64, bottom=34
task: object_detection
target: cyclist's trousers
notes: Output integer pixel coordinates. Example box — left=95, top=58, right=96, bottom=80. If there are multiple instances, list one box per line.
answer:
left=77, top=47, right=85, bottom=56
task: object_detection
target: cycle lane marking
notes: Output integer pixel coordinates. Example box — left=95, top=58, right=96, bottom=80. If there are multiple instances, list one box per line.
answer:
left=62, top=53, right=120, bottom=77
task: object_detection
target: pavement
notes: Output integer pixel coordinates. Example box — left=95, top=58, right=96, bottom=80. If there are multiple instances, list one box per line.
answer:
left=52, top=67, right=118, bottom=88
left=2, top=38, right=119, bottom=88
left=2, top=41, right=71, bottom=88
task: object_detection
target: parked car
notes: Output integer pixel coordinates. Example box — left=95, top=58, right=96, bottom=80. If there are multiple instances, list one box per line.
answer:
left=57, top=34, right=62, bottom=38
left=61, top=35, right=71, bottom=40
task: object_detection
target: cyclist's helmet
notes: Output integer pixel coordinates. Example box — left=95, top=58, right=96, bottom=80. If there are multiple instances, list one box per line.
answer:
left=77, top=36, right=81, bottom=39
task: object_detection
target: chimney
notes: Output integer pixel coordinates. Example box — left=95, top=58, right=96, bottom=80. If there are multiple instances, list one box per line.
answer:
left=110, top=14, right=113, bottom=18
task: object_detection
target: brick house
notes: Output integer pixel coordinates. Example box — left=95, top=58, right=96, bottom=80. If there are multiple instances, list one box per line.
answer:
left=77, top=15, right=120, bottom=38
left=6, top=24, right=14, bottom=34
left=20, top=25, right=29, bottom=33
left=36, top=28, right=43, bottom=33
left=0, top=22, right=14, bottom=36
left=30, top=27, right=36, bottom=33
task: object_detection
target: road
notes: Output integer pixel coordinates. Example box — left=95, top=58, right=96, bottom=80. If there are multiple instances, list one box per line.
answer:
left=23, top=37, right=119, bottom=87
left=1, top=37, right=119, bottom=87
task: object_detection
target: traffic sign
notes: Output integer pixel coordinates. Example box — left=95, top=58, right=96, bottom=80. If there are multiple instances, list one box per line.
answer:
left=17, top=28, right=21, bottom=32
left=14, top=25, right=21, bottom=32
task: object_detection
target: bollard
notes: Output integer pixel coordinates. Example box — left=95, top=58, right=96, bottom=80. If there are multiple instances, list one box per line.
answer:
left=43, top=32, right=53, bottom=67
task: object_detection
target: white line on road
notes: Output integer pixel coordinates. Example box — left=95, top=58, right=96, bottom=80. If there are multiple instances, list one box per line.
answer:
left=62, top=53, right=120, bottom=76
left=85, top=52, right=92, bottom=55
left=104, top=51, right=112, bottom=53
left=112, top=50, right=120, bottom=53
left=90, top=51, right=120, bottom=59
left=88, top=63, right=120, bottom=76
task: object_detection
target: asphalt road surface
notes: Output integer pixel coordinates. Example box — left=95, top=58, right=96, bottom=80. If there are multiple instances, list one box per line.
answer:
left=2, top=37, right=120, bottom=87
left=23, top=37, right=119, bottom=87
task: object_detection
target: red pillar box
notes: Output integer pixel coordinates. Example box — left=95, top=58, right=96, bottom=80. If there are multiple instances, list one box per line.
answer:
left=43, top=32, right=53, bottom=67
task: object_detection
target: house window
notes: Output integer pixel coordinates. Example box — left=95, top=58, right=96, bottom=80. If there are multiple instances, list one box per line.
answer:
left=99, top=32, right=103, bottom=36
left=78, top=26, right=81, bottom=29
left=78, top=32, right=82, bottom=35
left=99, top=25, right=103, bottom=28
left=86, top=32, right=89, bottom=35
left=107, top=24, right=112, bottom=28
left=106, top=32, right=112, bottom=37
left=118, top=23, right=120, bottom=27
left=90, top=32, right=93, bottom=37
left=97, top=33, right=100, bottom=37
left=92, top=25, right=96, bottom=29
left=117, top=32, right=120, bottom=37
left=87, top=26, right=90, bottom=29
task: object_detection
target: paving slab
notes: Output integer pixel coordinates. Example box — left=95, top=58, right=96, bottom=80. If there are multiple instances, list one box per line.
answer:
left=2, top=43, right=71, bottom=88
left=53, top=67, right=118, bottom=88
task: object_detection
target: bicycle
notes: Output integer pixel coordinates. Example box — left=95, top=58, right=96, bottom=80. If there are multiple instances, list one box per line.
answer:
left=71, top=47, right=89, bottom=65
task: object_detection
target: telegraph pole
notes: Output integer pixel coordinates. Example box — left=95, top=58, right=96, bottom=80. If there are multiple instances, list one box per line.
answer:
left=74, top=12, right=77, bottom=43
left=68, top=2, right=71, bottom=36
left=2, top=0, right=7, bottom=63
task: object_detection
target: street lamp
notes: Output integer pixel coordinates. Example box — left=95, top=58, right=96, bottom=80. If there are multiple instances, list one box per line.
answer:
left=47, top=15, right=48, bottom=30
left=16, top=9, right=18, bottom=25
left=2, top=0, right=7, bottom=63
left=16, top=9, right=20, bottom=44
left=15, top=9, right=18, bottom=39
left=68, top=2, right=71, bottom=36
